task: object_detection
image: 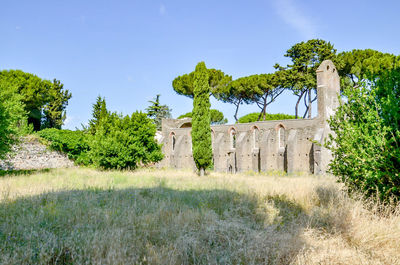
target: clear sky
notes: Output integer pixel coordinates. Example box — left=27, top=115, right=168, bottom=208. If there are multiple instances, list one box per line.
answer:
left=1, top=0, right=399, bottom=129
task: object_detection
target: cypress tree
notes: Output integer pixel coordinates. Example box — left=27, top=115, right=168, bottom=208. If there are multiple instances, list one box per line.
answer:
left=192, top=62, right=213, bottom=176
left=89, top=96, right=108, bottom=135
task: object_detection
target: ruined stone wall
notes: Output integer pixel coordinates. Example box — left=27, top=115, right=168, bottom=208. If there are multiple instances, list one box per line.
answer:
left=158, top=60, right=340, bottom=174
left=0, top=136, right=75, bottom=171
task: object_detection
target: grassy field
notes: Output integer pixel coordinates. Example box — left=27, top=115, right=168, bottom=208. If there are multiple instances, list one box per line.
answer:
left=0, top=168, right=399, bottom=264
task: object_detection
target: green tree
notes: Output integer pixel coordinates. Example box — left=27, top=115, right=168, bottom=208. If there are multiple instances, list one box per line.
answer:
left=247, top=73, right=286, bottom=121
left=88, top=96, right=108, bottom=135
left=42, top=79, right=72, bottom=129
left=325, top=69, right=400, bottom=202
left=177, top=112, right=192, bottom=119
left=216, top=76, right=261, bottom=122
left=89, top=111, right=163, bottom=169
left=191, top=62, right=213, bottom=176
left=338, top=49, right=400, bottom=89
left=145, top=94, right=172, bottom=130
left=0, top=70, right=71, bottom=130
left=275, top=39, right=339, bottom=119
left=209, top=109, right=228, bottom=125
left=0, top=80, right=28, bottom=158
left=172, top=68, right=232, bottom=98
left=238, top=112, right=296, bottom=123
left=0, top=97, right=12, bottom=159
left=178, top=109, right=227, bottom=125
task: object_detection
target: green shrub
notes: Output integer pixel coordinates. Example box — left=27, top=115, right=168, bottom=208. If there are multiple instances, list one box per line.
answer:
left=37, top=128, right=91, bottom=164
left=178, top=109, right=228, bottom=125
left=238, top=112, right=296, bottom=123
left=326, top=69, right=400, bottom=202
left=0, top=81, right=29, bottom=158
left=89, top=112, right=163, bottom=170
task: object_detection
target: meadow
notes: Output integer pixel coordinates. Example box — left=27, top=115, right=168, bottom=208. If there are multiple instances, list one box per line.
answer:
left=0, top=168, right=399, bottom=264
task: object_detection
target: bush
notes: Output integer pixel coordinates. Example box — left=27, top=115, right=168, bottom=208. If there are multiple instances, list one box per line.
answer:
left=37, top=128, right=91, bottom=164
left=326, top=69, right=400, bottom=202
left=89, top=112, right=163, bottom=169
left=238, top=112, right=296, bottom=123
left=0, top=81, right=29, bottom=158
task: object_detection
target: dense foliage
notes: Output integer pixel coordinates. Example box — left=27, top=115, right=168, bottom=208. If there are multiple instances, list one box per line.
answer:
left=0, top=98, right=16, bottom=159
left=37, top=128, right=91, bottom=164
left=172, top=68, right=231, bottom=98
left=38, top=97, right=163, bottom=170
left=41, top=79, right=72, bottom=129
left=88, top=96, right=108, bottom=135
left=216, top=75, right=262, bottom=122
left=90, top=111, right=163, bottom=170
left=191, top=62, right=213, bottom=176
left=145, top=94, right=172, bottom=130
left=0, top=70, right=71, bottom=130
left=0, top=81, right=29, bottom=158
left=274, top=39, right=339, bottom=119
left=326, top=70, right=400, bottom=202
left=337, top=49, right=400, bottom=89
left=238, top=112, right=296, bottom=123
left=178, top=109, right=227, bottom=125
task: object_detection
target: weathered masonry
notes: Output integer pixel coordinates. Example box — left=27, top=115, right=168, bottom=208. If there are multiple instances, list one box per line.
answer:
left=158, top=60, right=340, bottom=174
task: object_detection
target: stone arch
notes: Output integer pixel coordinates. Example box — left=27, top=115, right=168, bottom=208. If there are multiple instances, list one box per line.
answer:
left=251, top=125, right=260, bottom=149
left=275, top=124, right=286, bottom=149
left=179, top=122, right=192, bottom=128
left=170, top=132, right=176, bottom=152
left=228, top=127, right=237, bottom=149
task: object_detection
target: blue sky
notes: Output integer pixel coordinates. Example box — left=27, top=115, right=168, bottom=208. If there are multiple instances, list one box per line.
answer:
left=1, top=0, right=399, bottom=129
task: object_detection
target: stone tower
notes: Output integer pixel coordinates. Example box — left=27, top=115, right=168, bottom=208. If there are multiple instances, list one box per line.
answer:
left=316, top=60, right=341, bottom=123
left=313, top=60, right=341, bottom=174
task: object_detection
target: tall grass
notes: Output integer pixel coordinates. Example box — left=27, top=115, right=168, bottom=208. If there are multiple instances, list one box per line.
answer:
left=0, top=168, right=399, bottom=264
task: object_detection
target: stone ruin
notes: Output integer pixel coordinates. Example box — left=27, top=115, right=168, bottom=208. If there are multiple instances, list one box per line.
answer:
left=158, top=60, right=340, bottom=174
left=0, top=136, right=75, bottom=171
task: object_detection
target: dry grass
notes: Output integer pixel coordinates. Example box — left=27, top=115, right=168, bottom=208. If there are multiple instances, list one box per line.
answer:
left=0, top=168, right=399, bottom=264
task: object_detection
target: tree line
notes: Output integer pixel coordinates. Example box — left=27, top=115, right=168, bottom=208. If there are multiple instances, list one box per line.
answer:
left=0, top=70, right=71, bottom=159
left=1, top=38, right=399, bottom=203
left=172, top=39, right=400, bottom=121
left=0, top=70, right=71, bottom=131
left=172, top=40, right=400, bottom=202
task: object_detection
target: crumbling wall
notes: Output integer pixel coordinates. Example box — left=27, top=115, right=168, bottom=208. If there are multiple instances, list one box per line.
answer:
left=0, top=136, right=75, bottom=171
left=159, top=60, right=340, bottom=174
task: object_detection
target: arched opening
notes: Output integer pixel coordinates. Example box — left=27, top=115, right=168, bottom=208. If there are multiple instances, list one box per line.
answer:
left=229, top=128, right=236, bottom=149
left=278, top=126, right=285, bottom=148
left=179, top=122, right=192, bottom=128
left=170, top=132, right=176, bottom=152
left=252, top=126, right=260, bottom=149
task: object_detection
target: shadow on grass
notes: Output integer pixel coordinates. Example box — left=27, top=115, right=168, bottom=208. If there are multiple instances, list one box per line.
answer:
left=0, top=168, right=51, bottom=177
left=0, top=185, right=345, bottom=264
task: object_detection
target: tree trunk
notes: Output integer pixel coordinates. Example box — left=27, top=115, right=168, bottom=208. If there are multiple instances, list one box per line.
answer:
left=258, top=96, right=267, bottom=121
left=303, top=90, right=309, bottom=119
left=199, top=168, right=205, bottom=176
left=295, top=91, right=304, bottom=119
left=233, top=98, right=242, bottom=122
